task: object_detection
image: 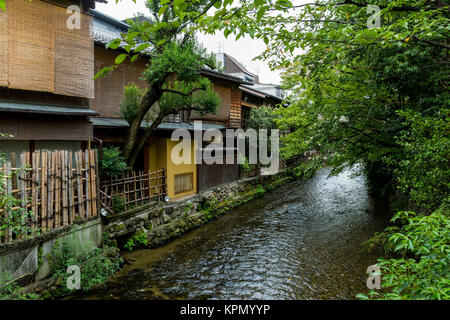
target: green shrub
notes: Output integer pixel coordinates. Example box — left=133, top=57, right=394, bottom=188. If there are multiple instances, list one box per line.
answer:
left=123, top=229, right=148, bottom=251
left=100, top=147, right=128, bottom=179
left=112, top=196, right=126, bottom=213
left=0, top=273, right=38, bottom=300
left=0, top=152, right=35, bottom=239
left=50, top=234, right=122, bottom=293
left=238, top=155, right=253, bottom=172
left=360, top=206, right=450, bottom=300
left=119, top=83, right=145, bottom=124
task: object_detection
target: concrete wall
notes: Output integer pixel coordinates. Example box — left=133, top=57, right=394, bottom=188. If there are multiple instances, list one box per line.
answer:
left=0, top=219, right=102, bottom=285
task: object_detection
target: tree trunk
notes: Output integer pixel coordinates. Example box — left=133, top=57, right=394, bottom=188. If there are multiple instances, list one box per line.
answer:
left=126, top=112, right=168, bottom=169
left=122, top=82, right=165, bottom=167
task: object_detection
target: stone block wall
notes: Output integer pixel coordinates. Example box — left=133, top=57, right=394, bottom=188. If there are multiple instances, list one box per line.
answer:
left=104, top=171, right=293, bottom=249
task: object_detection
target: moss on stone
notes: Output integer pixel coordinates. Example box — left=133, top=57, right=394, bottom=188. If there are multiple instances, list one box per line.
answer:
left=112, top=223, right=125, bottom=233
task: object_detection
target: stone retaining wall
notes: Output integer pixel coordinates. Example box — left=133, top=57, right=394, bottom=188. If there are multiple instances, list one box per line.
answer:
left=104, top=171, right=294, bottom=249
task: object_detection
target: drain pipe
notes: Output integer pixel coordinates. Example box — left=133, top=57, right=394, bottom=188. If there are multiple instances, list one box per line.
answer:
left=92, top=136, right=103, bottom=177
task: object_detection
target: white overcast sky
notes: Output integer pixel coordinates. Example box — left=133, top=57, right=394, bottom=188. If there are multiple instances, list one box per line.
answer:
left=95, top=0, right=309, bottom=85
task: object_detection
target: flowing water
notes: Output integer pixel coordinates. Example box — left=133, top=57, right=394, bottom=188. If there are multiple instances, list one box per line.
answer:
left=80, top=167, right=390, bottom=300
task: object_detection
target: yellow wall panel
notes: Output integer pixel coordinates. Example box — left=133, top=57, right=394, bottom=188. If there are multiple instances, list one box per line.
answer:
left=146, top=137, right=197, bottom=200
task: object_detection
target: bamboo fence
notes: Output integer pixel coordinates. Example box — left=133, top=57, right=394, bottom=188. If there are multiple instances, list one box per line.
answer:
left=98, top=169, right=166, bottom=214
left=0, top=149, right=98, bottom=244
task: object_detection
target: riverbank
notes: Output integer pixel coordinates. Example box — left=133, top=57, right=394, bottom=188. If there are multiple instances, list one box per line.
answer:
left=76, top=167, right=391, bottom=300
left=4, top=169, right=296, bottom=300
left=103, top=169, right=295, bottom=252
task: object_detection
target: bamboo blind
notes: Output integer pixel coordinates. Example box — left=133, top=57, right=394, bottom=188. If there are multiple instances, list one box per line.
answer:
left=0, top=2, right=8, bottom=87
left=174, top=172, right=193, bottom=195
left=190, top=84, right=231, bottom=121
left=3, top=0, right=94, bottom=98
left=0, top=149, right=99, bottom=244
left=8, top=0, right=55, bottom=92
left=54, top=4, right=94, bottom=98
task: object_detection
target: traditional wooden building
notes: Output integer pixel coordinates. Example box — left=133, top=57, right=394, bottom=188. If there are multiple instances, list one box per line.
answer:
left=214, top=52, right=284, bottom=128
left=89, top=10, right=249, bottom=199
left=0, top=0, right=104, bottom=165
left=0, top=3, right=284, bottom=200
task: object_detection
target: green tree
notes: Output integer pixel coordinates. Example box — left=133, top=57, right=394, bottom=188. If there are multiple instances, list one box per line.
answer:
left=99, top=146, right=128, bottom=178
left=96, top=0, right=223, bottom=168
left=206, top=0, right=449, bottom=208
left=194, top=0, right=450, bottom=299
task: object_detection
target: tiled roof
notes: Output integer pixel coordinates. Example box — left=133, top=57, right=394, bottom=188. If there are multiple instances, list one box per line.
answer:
left=92, top=28, right=123, bottom=45
left=240, top=84, right=283, bottom=102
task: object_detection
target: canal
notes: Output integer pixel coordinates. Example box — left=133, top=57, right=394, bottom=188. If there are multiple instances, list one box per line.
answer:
left=81, top=167, right=390, bottom=300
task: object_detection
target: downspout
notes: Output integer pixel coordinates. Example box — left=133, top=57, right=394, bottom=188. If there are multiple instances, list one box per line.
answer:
left=92, top=136, right=103, bottom=177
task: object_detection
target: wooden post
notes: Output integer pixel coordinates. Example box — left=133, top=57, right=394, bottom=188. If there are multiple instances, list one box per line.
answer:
left=84, top=151, right=90, bottom=218
left=47, top=151, right=54, bottom=229
left=133, top=171, right=137, bottom=207
left=67, top=152, right=74, bottom=223
left=4, top=161, right=12, bottom=241
left=19, top=152, right=28, bottom=238
left=40, top=151, right=47, bottom=229
left=62, top=151, right=69, bottom=226
left=75, top=151, right=84, bottom=219
left=89, top=149, right=97, bottom=217
left=54, top=151, right=61, bottom=228
left=31, top=151, right=38, bottom=232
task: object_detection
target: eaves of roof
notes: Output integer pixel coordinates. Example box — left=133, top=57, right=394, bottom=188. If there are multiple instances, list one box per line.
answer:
left=91, top=117, right=226, bottom=131
left=200, top=69, right=252, bottom=85
left=223, top=53, right=256, bottom=77
left=239, top=85, right=283, bottom=102
left=0, top=101, right=98, bottom=116
left=90, top=9, right=130, bottom=30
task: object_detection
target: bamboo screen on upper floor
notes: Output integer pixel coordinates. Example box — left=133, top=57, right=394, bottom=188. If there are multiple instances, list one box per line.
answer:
left=0, top=0, right=94, bottom=98
left=91, top=46, right=149, bottom=118
left=0, top=7, right=7, bottom=87
left=190, top=82, right=231, bottom=122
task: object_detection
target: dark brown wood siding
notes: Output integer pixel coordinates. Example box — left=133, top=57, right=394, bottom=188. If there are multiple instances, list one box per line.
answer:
left=0, top=114, right=92, bottom=141
left=197, top=152, right=239, bottom=192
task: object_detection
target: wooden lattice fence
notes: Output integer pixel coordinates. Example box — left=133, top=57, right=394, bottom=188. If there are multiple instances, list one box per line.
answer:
left=0, top=149, right=98, bottom=243
left=239, top=164, right=261, bottom=180
left=98, top=169, right=166, bottom=214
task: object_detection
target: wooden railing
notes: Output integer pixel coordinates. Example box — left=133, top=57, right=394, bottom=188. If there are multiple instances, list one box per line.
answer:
left=0, top=149, right=98, bottom=244
left=99, top=169, right=166, bottom=214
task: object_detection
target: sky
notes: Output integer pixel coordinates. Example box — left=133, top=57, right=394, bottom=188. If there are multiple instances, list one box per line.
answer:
left=95, top=0, right=287, bottom=84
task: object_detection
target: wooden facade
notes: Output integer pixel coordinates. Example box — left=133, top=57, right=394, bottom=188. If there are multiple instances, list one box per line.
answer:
left=229, top=86, right=243, bottom=128
left=0, top=0, right=94, bottom=99
left=197, top=156, right=239, bottom=192
left=91, top=45, right=149, bottom=118
left=0, top=113, right=93, bottom=141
